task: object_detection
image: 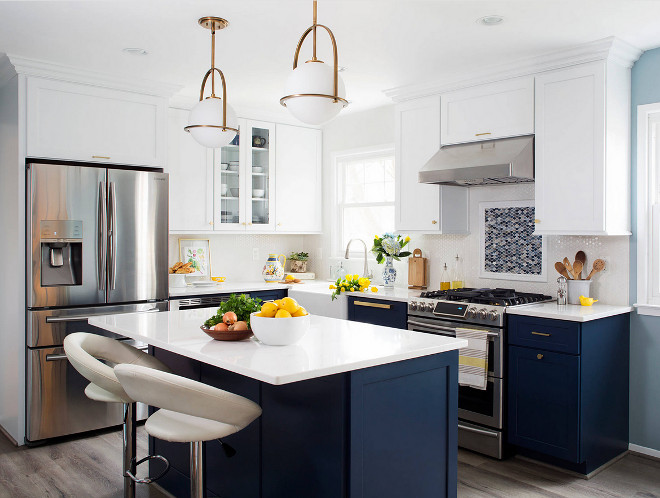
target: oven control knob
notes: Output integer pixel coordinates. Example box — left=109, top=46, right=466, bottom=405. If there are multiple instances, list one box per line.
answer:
left=487, top=310, right=499, bottom=321
left=409, top=301, right=418, bottom=311
left=465, top=307, right=476, bottom=318
left=477, top=308, right=487, bottom=319
left=422, top=302, right=431, bottom=312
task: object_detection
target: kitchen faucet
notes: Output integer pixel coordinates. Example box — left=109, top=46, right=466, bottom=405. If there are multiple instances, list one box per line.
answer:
left=344, top=239, right=374, bottom=279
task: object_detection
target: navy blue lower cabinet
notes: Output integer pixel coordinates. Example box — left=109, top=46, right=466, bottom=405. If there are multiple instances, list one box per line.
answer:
left=506, top=313, right=630, bottom=474
left=347, top=296, right=408, bottom=329
left=151, top=347, right=458, bottom=498
left=508, top=346, right=580, bottom=462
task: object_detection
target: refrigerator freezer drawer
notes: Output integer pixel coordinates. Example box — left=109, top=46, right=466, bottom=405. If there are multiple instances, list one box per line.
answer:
left=26, top=346, right=148, bottom=442
left=27, top=302, right=168, bottom=348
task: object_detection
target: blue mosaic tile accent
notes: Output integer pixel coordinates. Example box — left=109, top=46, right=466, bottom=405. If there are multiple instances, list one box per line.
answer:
left=484, top=206, right=542, bottom=275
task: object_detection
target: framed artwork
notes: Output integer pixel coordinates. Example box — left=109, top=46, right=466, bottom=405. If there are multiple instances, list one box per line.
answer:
left=479, top=200, right=547, bottom=282
left=178, top=239, right=211, bottom=276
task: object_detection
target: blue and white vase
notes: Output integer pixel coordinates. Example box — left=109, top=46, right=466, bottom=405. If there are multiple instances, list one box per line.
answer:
left=382, top=256, right=397, bottom=288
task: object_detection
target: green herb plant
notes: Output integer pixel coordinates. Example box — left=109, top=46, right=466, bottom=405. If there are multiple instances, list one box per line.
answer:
left=289, top=252, right=309, bottom=261
left=203, top=293, right=262, bottom=329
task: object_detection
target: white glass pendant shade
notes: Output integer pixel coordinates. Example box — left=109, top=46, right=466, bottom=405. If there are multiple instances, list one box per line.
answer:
left=188, top=97, right=238, bottom=148
left=284, top=61, right=346, bottom=125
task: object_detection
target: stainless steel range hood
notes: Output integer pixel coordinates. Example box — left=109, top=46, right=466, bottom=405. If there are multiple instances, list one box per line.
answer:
left=418, top=135, right=534, bottom=186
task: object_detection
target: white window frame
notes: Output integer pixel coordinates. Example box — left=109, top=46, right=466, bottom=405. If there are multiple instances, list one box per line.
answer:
left=636, top=102, right=660, bottom=316
left=332, top=145, right=395, bottom=258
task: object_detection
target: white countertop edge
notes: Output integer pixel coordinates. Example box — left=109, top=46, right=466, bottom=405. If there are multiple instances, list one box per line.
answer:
left=88, top=317, right=467, bottom=385
left=505, top=302, right=633, bottom=322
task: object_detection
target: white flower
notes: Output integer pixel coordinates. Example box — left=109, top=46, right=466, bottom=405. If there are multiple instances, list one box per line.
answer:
left=381, top=237, right=399, bottom=256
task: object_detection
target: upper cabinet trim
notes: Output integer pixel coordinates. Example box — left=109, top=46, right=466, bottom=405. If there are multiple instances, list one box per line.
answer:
left=384, top=36, right=642, bottom=102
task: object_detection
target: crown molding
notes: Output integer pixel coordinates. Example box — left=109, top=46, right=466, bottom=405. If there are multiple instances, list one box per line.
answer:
left=0, top=54, right=17, bottom=88
left=383, top=36, right=643, bottom=102
left=1, top=54, right=181, bottom=97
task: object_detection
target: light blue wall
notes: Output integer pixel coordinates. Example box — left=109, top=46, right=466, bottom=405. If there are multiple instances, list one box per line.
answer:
left=630, top=47, right=660, bottom=451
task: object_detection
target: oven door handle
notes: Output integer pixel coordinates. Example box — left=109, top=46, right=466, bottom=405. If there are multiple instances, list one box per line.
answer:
left=458, top=423, right=499, bottom=438
left=407, top=320, right=499, bottom=337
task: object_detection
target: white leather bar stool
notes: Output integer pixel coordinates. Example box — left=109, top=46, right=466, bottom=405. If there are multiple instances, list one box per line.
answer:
left=114, top=364, right=263, bottom=498
left=63, top=333, right=171, bottom=498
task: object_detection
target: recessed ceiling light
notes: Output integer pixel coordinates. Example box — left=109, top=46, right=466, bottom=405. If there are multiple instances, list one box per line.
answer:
left=122, top=47, right=148, bottom=56
left=477, top=15, right=504, bottom=26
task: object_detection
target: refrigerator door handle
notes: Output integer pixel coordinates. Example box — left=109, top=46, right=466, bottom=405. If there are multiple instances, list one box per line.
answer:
left=45, top=308, right=160, bottom=323
left=98, top=182, right=107, bottom=291
left=108, top=182, right=117, bottom=290
left=45, top=353, right=69, bottom=362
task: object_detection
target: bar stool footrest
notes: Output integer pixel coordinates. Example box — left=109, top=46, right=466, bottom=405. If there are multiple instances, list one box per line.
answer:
left=125, top=454, right=170, bottom=484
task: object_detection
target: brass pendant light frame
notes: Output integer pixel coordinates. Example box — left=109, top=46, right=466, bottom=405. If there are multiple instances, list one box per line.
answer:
left=184, top=16, right=239, bottom=135
left=280, top=0, right=348, bottom=108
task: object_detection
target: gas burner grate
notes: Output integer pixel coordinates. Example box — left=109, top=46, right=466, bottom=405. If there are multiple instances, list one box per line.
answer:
left=419, top=287, right=552, bottom=306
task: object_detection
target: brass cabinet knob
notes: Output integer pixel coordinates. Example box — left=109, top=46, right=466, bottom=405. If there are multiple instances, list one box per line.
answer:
left=534, top=219, right=541, bottom=223
left=431, top=220, right=438, bottom=225
left=248, top=222, right=252, bottom=226
left=209, top=221, right=213, bottom=226
left=241, top=222, right=246, bottom=226
left=537, top=353, right=544, bottom=360
left=277, top=223, right=282, bottom=227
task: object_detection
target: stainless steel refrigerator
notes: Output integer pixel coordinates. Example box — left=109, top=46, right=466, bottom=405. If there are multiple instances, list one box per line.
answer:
left=26, top=161, right=169, bottom=443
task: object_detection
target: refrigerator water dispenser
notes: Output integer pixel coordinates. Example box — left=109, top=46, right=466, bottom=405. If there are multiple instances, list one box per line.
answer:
left=40, top=220, right=83, bottom=287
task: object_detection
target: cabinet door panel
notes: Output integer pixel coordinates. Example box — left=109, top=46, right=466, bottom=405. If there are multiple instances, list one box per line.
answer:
left=27, top=77, right=166, bottom=166
left=347, top=297, right=407, bottom=329
left=441, top=77, right=534, bottom=145
left=275, top=124, right=322, bottom=232
left=395, top=96, right=441, bottom=232
left=245, top=120, right=275, bottom=232
left=167, top=108, right=214, bottom=231
left=508, top=346, right=580, bottom=462
left=534, top=62, right=605, bottom=234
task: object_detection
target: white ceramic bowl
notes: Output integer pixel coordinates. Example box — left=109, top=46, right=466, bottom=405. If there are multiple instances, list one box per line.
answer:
left=168, top=273, right=187, bottom=288
left=250, top=312, right=310, bottom=346
left=221, top=184, right=228, bottom=195
left=253, top=189, right=265, bottom=198
left=229, top=188, right=239, bottom=197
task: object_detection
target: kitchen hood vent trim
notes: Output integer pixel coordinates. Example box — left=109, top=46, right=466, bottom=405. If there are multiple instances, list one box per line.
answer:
left=418, top=135, right=534, bottom=187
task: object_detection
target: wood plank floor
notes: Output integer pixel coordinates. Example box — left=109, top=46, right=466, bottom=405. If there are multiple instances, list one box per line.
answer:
left=1, top=427, right=659, bottom=497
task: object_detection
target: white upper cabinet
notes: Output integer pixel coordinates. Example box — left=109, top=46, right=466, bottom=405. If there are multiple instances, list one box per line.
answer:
left=534, top=61, right=631, bottom=235
left=395, top=96, right=469, bottom=233
left=26, top=77, right=167, bottom=166
left=275, top=124, right=322, bottom=233
left=167, top=108, right=214, bottom=232
left=441, top=77, right=534, bottom=145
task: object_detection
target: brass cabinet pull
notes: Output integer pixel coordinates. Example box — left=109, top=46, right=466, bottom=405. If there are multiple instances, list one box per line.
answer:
left=534, top=219, right=541, bottom=224
left=531, top=331, right=551, bottom=337
left=537, top=354, right=544, bottom=360
left=208, top=221, right=213, bottom=226
left=353, top=301, right=391, bottom=310
left=431, top=220, right=438, bottom=225
left=475, top=132, right=491, bottom=136
left=92, top=155, right=111, bottom=160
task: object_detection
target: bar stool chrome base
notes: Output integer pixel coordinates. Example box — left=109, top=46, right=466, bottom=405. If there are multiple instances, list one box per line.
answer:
left=125, top=454, right=170, bottom=484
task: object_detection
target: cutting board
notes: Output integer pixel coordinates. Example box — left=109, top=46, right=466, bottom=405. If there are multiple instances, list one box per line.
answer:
left=408, top=248, right=427, bottom=289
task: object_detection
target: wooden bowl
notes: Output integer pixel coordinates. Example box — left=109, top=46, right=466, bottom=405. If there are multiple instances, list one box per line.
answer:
left=200, top=326, right=253, bottom=341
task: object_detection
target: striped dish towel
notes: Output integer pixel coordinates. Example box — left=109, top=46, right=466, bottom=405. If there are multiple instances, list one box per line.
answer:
left=456, top=328, right=489, bottom=390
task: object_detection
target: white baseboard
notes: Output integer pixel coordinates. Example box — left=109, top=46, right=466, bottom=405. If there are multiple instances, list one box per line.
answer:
left=629, top=443, right=660, bottom=459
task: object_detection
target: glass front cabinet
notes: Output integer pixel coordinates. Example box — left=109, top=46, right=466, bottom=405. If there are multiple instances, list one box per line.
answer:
left=214, top=119, right=275, bottom=232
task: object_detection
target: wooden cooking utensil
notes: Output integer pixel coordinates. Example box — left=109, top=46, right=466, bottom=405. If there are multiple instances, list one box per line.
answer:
left=572, top=260, right=583, bottom=280
left=555, top=261, right=572, bottom=279
left=563, top=257, right=577, bottom=279
left=575, top=251, right=587, bottom=279
left=586, top=259, right=605, bottom=280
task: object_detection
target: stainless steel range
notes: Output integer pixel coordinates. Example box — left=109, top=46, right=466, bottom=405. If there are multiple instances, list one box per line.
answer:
left=407, top=288, right=553, bottom=459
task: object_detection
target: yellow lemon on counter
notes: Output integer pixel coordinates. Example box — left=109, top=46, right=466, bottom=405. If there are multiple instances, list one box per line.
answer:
left=292, top=307, right=308, bottom=317
left=275, top=309, right=292, bottom=318
left=260, top=302, right=279, bottom=317
left=371, top=286, right=379, bottom=293
left=280, top=297, right=301, bottom=314
left=285, top=274, right=295, bottom=281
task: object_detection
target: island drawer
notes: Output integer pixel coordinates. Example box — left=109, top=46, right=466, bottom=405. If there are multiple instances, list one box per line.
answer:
left=347, top=297, right=407, bottom=329
left=508, top=315, right=580, bottom=354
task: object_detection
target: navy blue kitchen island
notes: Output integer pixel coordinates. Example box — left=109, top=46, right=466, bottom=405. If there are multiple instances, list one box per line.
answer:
left=89, top=311, right=467, bottom=498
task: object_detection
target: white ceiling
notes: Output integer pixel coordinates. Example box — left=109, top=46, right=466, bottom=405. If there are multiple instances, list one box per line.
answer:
left=1, top=0, right=660, bottom=118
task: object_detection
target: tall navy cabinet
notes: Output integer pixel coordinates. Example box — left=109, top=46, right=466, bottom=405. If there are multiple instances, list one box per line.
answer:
left=507, top=313, right=630, bottom=475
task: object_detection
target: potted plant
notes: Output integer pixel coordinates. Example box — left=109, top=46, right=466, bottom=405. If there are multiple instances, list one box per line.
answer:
left=289, top=252, right=309, bottom=273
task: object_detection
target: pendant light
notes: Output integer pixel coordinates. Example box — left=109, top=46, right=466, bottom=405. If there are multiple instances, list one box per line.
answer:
left=280, top=0, right=348, bottom=125
left=185, top=17, right=238, bottom=148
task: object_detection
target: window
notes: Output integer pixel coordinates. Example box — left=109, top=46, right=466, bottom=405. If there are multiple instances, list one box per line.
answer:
left=636, top=103, right=660, bottom=314
left=336, top=148, right=395, bottom=255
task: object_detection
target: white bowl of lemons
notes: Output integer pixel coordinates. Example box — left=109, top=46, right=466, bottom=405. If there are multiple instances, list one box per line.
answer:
left=250, top=297, right=310, bottom=346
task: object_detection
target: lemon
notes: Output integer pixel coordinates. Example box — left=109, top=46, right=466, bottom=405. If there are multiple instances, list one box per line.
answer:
left=260, top=302, right=278, bottom=317
left=285, top=274, right=295, bottom=281
left=371, top=286, right=378, bottom=293
left=273, top=299, right=283, bottom=308
left=292, top=307, right=308, bottom=317
left=275, top=309, right=292, bottom=318
left=280, top=297, right=301, bottom=314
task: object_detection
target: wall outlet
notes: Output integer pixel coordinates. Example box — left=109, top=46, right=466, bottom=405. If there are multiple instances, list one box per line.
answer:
left=252, top=248, right=259, bottom=261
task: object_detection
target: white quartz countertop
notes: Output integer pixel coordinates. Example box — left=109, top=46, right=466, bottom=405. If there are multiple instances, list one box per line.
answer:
left=89, top=311, right=466, bottom=385
left=505, top=302, right=633, bottom=322
left=170, top=280, right=422, bottom=303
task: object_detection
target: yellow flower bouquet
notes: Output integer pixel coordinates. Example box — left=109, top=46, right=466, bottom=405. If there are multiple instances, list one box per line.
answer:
left=330, top=274, right=379, bottom=301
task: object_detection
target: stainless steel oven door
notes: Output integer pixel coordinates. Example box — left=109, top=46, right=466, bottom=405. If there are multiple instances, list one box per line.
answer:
left=458, top=376, right=503, bottom=429
left=407, top=316, right=503, bottom=377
